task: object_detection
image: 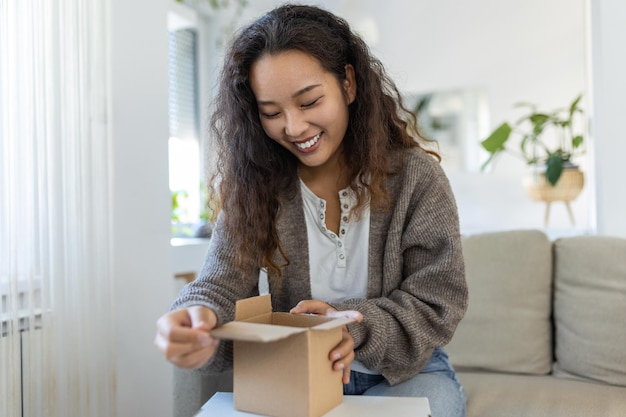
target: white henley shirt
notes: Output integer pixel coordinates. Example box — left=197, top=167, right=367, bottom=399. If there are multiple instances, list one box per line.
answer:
left=300, top=179, right=378, bottom=374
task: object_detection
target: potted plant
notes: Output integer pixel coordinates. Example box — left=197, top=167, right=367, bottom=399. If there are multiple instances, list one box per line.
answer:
left=481, top=95, right=587, bottom=213
left=481, top=94, right=585, bottom=185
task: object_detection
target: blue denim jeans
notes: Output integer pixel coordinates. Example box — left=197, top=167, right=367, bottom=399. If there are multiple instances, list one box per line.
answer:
left=343, top=348, right=466, bottom=417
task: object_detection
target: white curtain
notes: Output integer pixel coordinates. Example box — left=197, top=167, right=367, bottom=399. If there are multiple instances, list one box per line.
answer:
left=1, top=0, right=116, bottom=416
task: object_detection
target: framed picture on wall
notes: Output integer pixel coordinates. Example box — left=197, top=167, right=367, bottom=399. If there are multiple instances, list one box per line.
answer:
left=404, top=87, right=489, bottom=174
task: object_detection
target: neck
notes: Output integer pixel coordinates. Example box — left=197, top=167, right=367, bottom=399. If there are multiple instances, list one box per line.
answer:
left=298, top=153, right=349, bottom=192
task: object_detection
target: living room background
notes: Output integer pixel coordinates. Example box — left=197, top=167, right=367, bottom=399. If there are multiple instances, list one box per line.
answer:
left=2, top=1, right=624, bottom=417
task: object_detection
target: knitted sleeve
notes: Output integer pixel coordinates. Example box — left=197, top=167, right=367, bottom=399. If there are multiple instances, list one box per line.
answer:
left=169, top=212, right=259, bottom=374
left=330, top=148, right=468, bottom=385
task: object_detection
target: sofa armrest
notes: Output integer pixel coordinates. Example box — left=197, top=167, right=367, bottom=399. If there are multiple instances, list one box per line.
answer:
left=173, top=368, right=233, bottom=417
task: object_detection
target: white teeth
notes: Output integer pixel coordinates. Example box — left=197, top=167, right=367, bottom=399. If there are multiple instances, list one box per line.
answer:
left=295, top=132, right=321, bottom=149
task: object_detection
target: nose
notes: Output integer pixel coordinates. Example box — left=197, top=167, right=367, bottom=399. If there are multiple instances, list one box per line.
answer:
left=283, top=111, right=307, bottom=139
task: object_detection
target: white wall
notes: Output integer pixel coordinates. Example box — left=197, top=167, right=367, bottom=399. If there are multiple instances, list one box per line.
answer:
left=237, top=0, right=591, bottom=236
left=110, top=0, right=175, bottom=416
left=590, top=0, right=626, bottom=238
left=368, top=0, right=590, bottom=235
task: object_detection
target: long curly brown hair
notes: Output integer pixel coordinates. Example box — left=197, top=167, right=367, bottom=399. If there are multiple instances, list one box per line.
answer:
left=208, top=4, right=439, bottom=280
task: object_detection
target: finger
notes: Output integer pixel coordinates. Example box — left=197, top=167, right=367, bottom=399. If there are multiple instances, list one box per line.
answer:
left=158, top=330, right=215, bottom=351
left=174, top=342, right=219, bottom=369
left=155, top=310, right=219, bottom=361
left=154, top=330, right=217, bottom=360
left=333, top=347, right=354, bottom=383
left=154, top=336, right=192, bottom=360
left=290, top=300, right=333, bottom=315
left=332, top=348, right=354, bottom=370
left=330, top=328, right=355, bottom=378
left=158, top=321, right=212, bottom=344
left=157, top=309, right=192, bottom=332
left=155, top=338, right=218, bottom=370
left=188, top=306, right=217, bottom=331
left=330, top=327, right=355, bottom=360
left=156, top=313, right=191, bottom=343
left=343, top=363, right=351, bottom=385
left=157, top=307, right=218, bottom=342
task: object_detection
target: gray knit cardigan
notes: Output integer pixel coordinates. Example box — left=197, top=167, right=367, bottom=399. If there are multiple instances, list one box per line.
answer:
left=171, top=147, right=468, bottom=386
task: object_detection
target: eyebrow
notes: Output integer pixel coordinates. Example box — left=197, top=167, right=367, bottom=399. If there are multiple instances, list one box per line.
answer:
left=256, top=84, right=322, bottom=106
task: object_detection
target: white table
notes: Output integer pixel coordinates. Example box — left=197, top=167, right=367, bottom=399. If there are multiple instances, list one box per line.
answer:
left=196, top=392, right=431, bottom=417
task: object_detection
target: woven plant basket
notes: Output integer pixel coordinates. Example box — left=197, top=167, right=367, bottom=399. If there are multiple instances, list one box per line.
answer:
left=522, top=167, right=585, bottom=202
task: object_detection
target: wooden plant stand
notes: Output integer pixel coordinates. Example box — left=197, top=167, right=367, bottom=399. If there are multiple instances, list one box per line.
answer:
left=522, top=168, right=585, bottom=227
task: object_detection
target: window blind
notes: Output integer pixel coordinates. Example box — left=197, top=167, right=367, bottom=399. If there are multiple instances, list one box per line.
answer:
left=0, top=0, right=116, bottom=415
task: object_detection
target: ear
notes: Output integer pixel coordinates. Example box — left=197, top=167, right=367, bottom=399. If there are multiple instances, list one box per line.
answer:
left=343, top=64, right=357, bottom=105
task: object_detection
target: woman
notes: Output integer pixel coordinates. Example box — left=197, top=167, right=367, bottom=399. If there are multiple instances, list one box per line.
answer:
left=155, top=4, right=468, bottom=416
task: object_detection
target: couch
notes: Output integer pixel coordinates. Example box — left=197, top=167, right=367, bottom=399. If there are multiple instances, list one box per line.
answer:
left=173, top=230, right=626, bottom=417
left=446, top=229, right=626, bottom=417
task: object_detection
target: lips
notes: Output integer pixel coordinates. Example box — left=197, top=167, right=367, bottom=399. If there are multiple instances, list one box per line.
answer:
left=294, top=132, right=322, bottom=150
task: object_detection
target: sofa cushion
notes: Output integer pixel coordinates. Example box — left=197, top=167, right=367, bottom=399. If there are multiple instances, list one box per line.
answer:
left=446, top=230, right=552, bottom=374
left=553, top=235, right=626, bottom=387
left=458, top=371, right=626, bottom=417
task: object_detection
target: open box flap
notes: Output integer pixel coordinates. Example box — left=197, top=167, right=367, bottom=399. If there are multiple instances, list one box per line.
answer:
left=235, top=294, right=272, bottom=321
left=211, top=321, right=307, bottom=343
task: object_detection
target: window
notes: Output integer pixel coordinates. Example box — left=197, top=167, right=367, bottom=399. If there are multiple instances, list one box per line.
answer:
left=168, top=13, right=202, bottom=237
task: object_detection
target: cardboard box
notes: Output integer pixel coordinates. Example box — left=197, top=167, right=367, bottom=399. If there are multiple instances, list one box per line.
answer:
left=210, top=294, right=353, bottom=417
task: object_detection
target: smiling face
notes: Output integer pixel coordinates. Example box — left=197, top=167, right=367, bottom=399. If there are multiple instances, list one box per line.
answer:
left=249, top=50, right=356, bottom=178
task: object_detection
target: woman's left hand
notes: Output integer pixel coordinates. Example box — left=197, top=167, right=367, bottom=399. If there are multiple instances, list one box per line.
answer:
left=290, top=300, right=363, bottom=384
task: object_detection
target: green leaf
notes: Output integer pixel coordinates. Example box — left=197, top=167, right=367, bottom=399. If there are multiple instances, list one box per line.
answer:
left=480, top=152, right=498, bottom=172
left=545, top=155, right=564, bottom=186
left=569, top=94, right=583, bottom=119
left=528, top=113, right=550, bottom=135
left=572, top=135, right=583, bottom=149
left=481, top=122, right=512, bottom=153
left=520, top=134, right=537, bottom=162
left=529, top=113, right=550, bottom=125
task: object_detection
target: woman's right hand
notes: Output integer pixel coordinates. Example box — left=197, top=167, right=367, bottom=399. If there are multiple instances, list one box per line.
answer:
left=154, top=306, right=220, bottom=369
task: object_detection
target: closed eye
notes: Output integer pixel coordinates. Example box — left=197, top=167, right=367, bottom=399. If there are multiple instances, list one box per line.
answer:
left=301, top=97, right=322, bottom=108
left=260, top=111, right=280, bottom=119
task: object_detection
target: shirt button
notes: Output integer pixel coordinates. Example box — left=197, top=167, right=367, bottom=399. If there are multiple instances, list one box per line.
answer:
left=320, top=201, right=324, bottom=208
left=343, top=204, right=348, bottom=209
left=339, top=254, right=345, bottom=260
left=342, top=191, right=348, bottom=197
left=319, top=213, right=324, bottom=220
left=337, top=241, right=343, bottom=247
left=340, top=229, right=346, bottom=235
left=342, top=216, right=348, bottom=222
